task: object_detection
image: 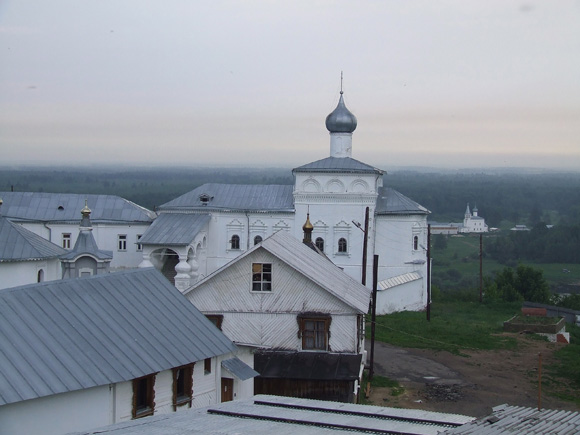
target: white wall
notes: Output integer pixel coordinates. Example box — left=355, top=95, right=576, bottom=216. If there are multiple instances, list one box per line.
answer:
left=0, top=258, right=61, bottom=290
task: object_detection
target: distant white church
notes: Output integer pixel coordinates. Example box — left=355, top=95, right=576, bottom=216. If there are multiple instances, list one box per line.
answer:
left=138, top=90, right=431, bottom=314
left=430, top=203, right=488, bottom=235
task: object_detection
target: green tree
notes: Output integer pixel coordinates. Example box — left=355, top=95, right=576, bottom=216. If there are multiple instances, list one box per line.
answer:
left=433, top=234, right=448, bottom=250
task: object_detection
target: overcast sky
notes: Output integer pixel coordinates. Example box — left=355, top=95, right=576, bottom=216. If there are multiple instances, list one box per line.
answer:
left=1, top=1, right=579, bottom=170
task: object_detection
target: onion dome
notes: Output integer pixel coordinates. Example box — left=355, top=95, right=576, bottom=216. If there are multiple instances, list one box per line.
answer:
left=325, top=92, right=357, bottom=133
left=80, top=199, right=92, bottom=228
left=302, top=213, right=313, bottom=244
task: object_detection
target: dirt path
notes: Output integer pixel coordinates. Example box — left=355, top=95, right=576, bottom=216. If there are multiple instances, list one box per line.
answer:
left=366, top=334, right=579, bottom=417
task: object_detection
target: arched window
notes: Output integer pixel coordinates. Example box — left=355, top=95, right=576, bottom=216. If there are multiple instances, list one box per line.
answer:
left=315, top=237, right=324, bottom=251
left=338, top=237, right=347, bottom=253
left=254, top=235, right=263, bottom=245
left=231, top=235, right=240, bottom=250
left=413, top=235, right=419, bottom=251
left=37, top=269, right=44, bottom=283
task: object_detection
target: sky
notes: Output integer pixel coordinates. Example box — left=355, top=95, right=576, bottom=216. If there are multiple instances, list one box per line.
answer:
left=1, top=1, right=579, bottom=170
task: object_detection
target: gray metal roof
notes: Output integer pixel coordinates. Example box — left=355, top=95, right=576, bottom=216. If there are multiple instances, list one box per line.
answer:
left=293, top=156, right=383, bottom=175
left=444, top=404, right=580, bottom=434
left=0, top=192, right=155, bottom=223
left=0, top=268, right=236, bottom=407
left=72, top=395, right=474, bottom=435
left=376, top=187, right=430, bottom=215
left=187, top=230, right=371, bottom=313
left=0, top=216, right=66, bottom=262
left=221, top=357, right=259, bottom=381
left=160, top=184, right=294, bottom=212
left=139, top=213, right=210, bottom=246
left=60, top=228, right=113, bottom=261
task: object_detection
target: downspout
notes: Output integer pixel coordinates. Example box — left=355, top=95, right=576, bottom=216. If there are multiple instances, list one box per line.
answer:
left=245, top=211, right=250, bottom=250
left=43, top=222, right=52, bottom=243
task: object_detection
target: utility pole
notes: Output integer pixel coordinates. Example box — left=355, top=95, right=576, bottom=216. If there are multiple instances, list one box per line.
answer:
left=479, top=233, right=483, bottom=303
left=353, top=207, right=370, bottom=286
left=369, top=254, right=378, bottom=381
left=426, top=224, right=431, bottom=322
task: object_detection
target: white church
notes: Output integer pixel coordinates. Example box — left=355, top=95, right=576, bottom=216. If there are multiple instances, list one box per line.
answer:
left=138, top=90, right=431, bottom=314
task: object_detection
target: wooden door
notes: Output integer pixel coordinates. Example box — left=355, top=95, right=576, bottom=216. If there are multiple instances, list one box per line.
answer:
left=221, top=378, right=234, bottom=402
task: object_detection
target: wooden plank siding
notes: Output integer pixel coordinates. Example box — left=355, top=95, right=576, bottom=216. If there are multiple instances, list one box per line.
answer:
left=254, top=378, right=356, bottom=403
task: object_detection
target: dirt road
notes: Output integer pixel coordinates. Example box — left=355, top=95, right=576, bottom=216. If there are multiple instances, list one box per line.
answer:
left=366, top=334, right=579, bottom=417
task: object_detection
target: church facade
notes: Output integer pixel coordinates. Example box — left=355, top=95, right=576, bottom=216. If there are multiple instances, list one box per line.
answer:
left=139, top=91, right=430, bottom=314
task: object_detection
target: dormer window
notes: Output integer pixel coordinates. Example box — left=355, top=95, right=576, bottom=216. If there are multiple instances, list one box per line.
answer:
left=199, top=194, right=213, bottom=205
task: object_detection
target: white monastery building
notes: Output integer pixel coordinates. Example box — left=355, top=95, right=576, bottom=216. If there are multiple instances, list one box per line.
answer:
left=139, top=91, right=431, bottom=314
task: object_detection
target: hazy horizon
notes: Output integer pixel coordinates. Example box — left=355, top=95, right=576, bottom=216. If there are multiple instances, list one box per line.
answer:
left=1, top=1, right=579, bottom=170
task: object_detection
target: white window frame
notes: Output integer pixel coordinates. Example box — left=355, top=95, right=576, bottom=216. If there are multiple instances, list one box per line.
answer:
left=118, top=234, right=127, bottom=251
left=62, top=233, right=71, bottom=249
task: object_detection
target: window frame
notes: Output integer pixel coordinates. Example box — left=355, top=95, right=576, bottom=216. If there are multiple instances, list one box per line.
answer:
left=62, top=233, right=71, bottom=249
left=413, top=235, right=419, bottom=251
left=205, top=314, right=224, bottom=330
left=253, top=235, right=263, bottom=245
left=132, top=373, right=156, bottom=419
left=136, top=234, right=143, bottom=252
left=118, top=234, right=127, bottom=251
left=204, top=358, right=212, bottom=375
left=172, top=363, right=194, bottom=410
left=251, top=262, right=272, bottom=292
left=230, top=234, right=240, bottom=250
left=297, top=313, right=331, bottom=351
left=337, top=237, right=348, bottom=253
left=315, top=237, right=325, bottom=251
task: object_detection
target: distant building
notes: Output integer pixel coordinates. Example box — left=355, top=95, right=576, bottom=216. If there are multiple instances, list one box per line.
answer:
left=429, top=203, right=488, bottom=235
left=510, top=224, right=531, bottom=231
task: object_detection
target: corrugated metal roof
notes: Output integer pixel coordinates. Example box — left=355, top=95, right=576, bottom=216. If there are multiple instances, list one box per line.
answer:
left=221, top=357, right=259, bottom=381
left=0, top=192, right=155, bottom=223
left=378, top=272, right=422, bottom=290
left=376, top=187, right=430, bottom=215
left=0, top=268, right=236, bottom=407
left=293, top=156, right=383, bottom=175
left=139, top=213, right=210, bottom=245
left=187, top=231, right=371, bottom=313
left=444, top=404, right=580, bottom=434
left=160, top=184, right=294, bottom=211
left=0, top=217, right=66, bottom=262
left=71, top=395, right=474, bottom=435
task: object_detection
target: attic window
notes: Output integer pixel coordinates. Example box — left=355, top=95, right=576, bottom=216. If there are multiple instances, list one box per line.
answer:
left=57, top=205, right=64, bottom=211
left=199, top=194, right=213, bottom=204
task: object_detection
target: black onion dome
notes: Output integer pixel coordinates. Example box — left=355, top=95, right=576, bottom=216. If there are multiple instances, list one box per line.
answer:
left=325, top=92, right=357, bottom=133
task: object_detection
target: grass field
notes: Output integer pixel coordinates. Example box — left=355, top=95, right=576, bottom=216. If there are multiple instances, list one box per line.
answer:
left=370, top=297, right=580, bottom=402
left=432, top=234, right=580, bottom=291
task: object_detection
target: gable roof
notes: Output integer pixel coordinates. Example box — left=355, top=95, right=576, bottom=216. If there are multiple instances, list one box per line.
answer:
left=160, top=184, right=294, bottom=212
left=139, top=213, right=211, bottom=245
left=186, top=230, right=371, bottom=313
left=0, top=268, right=236, bottom=407
left=293, top=156, right=383, bottom=175
left=60, top=228, right=113, bottom=261
left=0, top=217, right=66, bottom=262
left=0, top=192, right=155, bottom=224
left=376, top=187, right=430, bottom=215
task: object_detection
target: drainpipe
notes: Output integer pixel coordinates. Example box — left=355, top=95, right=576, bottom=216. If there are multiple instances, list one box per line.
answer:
left=245, top=211, right=250, bottom=250
left=43, top=222, right=52, bottom=243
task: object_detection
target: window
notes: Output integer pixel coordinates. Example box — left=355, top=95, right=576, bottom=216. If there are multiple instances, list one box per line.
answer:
left=118, top=234, right=127, bottom=251
left=132, top=374, right=155, bottom=419
left=62, top=233, right=71, bottom=249
left=413, top=235, right=419, bottom=251
left=204, top=358, right=212, bottom=375
left=136, top=234, right=143, bottom=251
left=252, top=263, right=272, bottom=291
left=37, top=269, right=44, bottom=283
left=338, top=237, right=347, bottom=253
left=315, top=237, right=324, bottom=251
left=172, top=364, right=193, bottom=410
left=298, top=314, right=331, bottom=351
left=230, top=234, right=240, bottom=250
left=205, top=314, right=223, bottom=330
left=253, top=235, right=263, bottom=245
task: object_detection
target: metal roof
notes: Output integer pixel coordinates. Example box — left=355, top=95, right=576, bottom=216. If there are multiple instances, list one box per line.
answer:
left=378, top=272, right=422, bottom=290
left=0, top=268, right=236, bottom=407
left=160, top=184, right=294, bottom=211
left=187, top=230, right=371, bottom=313
left=444, top=404, right=580, bottom=434
left=139, top=213, right=210, bottom=245
left=0, top=216, right=66, bottom=262
left=71, top=395, right=474, bottom=435
left=0, top=192, right=155, bottom=223
left=221, top=357, right=259, bottom=381
left=60, top=228, right=113, bottom=261
left=293, top=156, right=383, bottom=175
left=255, top=351, right=362, bottom=381
left=376, top=187, right=430, bottom=215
